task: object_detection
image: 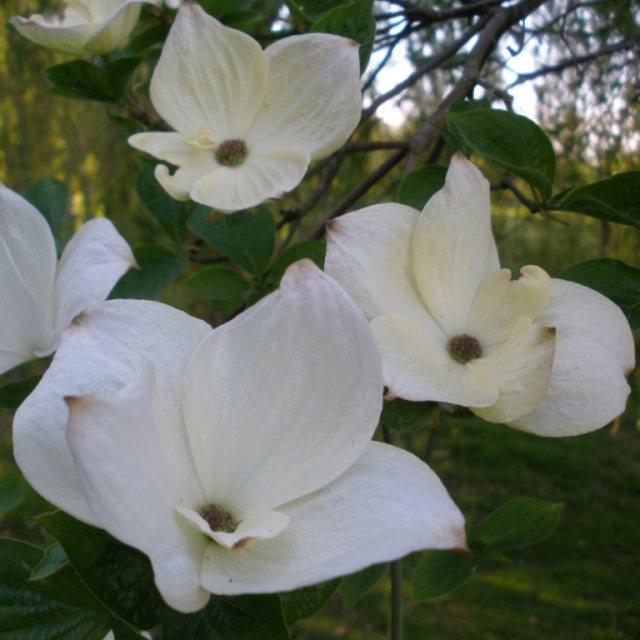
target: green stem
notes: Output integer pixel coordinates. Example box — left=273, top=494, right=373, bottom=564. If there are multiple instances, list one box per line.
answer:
left=383, top=426, right=404, bottom=640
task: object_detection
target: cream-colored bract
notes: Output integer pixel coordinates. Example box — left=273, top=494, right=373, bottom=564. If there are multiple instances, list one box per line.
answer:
left=0, top=183, right=134, bottom=375
left=10, top=0, right=156, bottom=56
left=129, top=3, right=362, bottom=213
left=13, top=261, right=466, bottom=613
left=325, top=153, right=635, bottom=436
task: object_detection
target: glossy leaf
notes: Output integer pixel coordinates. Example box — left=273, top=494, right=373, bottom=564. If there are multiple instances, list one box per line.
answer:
left=397, top=166, right=447, bottom=210
left=551, top=172, right=640, bottom=227
left=188, top=207, right=275, bottom=275
left=412, top=550, right=477, bottom=601
left=0, top=538, right=110, bottom=639
left=110, top=245, right=186, bottom=300
left=475, top=498, right=564, bottom=550
left=38, top=511, right=162, bottom=631
left=447, top=109, right=556, bottom=198
left=311, top=0, right=375, bottom=73
left=182, top=266, right=250, bottom=300
left=339, top=564, right=386, bottom=609
left=281, top=579, right=340, bottom=624
left=559, top=258, right=640, bottom=330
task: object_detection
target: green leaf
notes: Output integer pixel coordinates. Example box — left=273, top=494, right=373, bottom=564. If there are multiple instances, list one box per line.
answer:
left=475, top=497, right=564, bottom=550
left=551, top=172, right=640, bottom=227
left=125, top=23, right=170, bottom=55
left=0, top=476, right=25, bottom=513
left=45, top=60, right=116, bottom=102
left=0, top=376, right=40, bottom=409
left=281, top=579, right=340, bottom=624
left=271, top=241, right=326, bottom=281
left=381, top=398, right=439, bottom=432
left=291, top=0, right=350, bottom=21
left=183, top=266, right=251, bottom=300
left=559, top=258, right=640, bottom=330
left=339, top=564, right=386, bottom=609
left=135, top=170, right=189, bottom=242
left=23, top=177, right=69, bottom=236
left=105, top=57, right=143, bottom=101
left=447, top=109, right=556, bottom=198
left=397, top=166, right=447, bottom=210
left=0, top=537, right=111, bottom=639
left=188, top=207, right=275, bottom=275
left=38, top=511, right=162, bottom=631
left=30, top=543, right=70, bottom=581
left=311, top=0, right=375, bottom=73
left=200, top=0, right=256, bottom=18
left=162, top=595, right=290, bottom=640
left=412, top=551, right=477, bottom=601
left=110, top=245, right=186, bottom=300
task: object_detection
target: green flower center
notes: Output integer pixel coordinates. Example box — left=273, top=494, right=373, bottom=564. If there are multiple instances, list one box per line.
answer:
left=447, top=334, right=482, bottom=364
left=199, top=504, right=237, bottom=533
left=215, top=139, right=248, bottom=167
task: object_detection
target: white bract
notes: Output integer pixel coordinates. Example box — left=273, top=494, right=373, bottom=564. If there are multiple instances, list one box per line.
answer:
left=10, top=0, right=155, bottom=56
left=325, top=154, right=635, bottom=436
left=129, top=3, right=362, bottom=213
left=0, top=183, right=134, bottom=376
left=13, top=261, right=466, bottom=613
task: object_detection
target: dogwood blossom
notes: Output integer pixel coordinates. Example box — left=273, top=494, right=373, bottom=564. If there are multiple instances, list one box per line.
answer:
left=129, top=3, right=361, bottom=213
left=13, top=261, right=466, bottom=612
left=325, top=154, right=635, bottom=436
left=0, top=183, right=134, bottom=375
left=10, top=0, right=155, bottom=56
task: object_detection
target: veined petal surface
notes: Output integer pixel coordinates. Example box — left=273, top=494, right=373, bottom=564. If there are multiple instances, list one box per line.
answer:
left=84, top=1, right=148, bottom=53
left=53, top=218, right=135, bottom=332
left=249, top=34, right=361, bottom=158
left=66, top=365, right=209, bottom=613
left=150, top=4, right=267, bottom=140
left=200, top=442, right=466, bottom=595
left=325, top=204, right=445, bottom=340
left=412, top=153, right=500, bottom=335
left=511, top=279, right=635, bottom=436
left=371, top=314, right=498, bottom=405
left=13, top=300, right=211, bottom=523
left=181, top=260, right=383, bottom=516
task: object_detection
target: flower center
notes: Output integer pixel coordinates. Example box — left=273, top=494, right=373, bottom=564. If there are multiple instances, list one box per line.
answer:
left=215, top=139, right=248, bottom=167
left=447, top=334, right=482, bottom=364
left=199, top=503, right=237, bottom=533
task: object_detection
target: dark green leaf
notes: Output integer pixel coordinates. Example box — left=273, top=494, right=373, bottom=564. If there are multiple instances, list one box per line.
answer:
left=200, top=0, right=256, bottom=18
left=559, top=258, right=640, bottom=330
left=38, top=511, right=162, bottom=630
left=30, top=543, right=70, bottom=581
left=381, top=398, right=439, bottom=432
left=125, top=23, right=170, bottom=55
left=281, top=579, right=340, bottom=624
left=0, top=476, right=25, bottom=513
left=339, top=564, right=386, bottom=609
left=106, top=57, right=143, bottom=100
left=291, top=0, right=350, bottom=21
left=311, top=0, right=375, bottom=73
left=23, top=177, right=69, bottom=236
left=188, top=207, right=275, bottom=275
left=271, top=241, right=326, bottom=281
left=412, top=551, right=477, bottom=601
left=0, top=376, right=40, bottom=409
left=45, top=60, right=116, bottom=102
left=551, top=172, right=640, bottom=227
left=110, top=245, right=186, bottom=300
left=449, top=98, right=492, bottom=113
left=475, top=497, right=564, bottom=550
left=162, top=595, right=290, bottom=640
left=447, top=109, right=556, bottom=198
left=183, top=266, right=250, bottom=300
left=135, top=170, right=189, bottom=242
left=0, top=537, right=110, bottom=639
left=397, top=166, right=447, bottom=210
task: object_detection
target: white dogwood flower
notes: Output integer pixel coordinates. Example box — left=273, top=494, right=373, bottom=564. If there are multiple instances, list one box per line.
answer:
left=0, top=183, right=134, bottom=375
left=13, top=261, right=466, bottom=613
left=128, top=3, right=362, bottom=213
left=325, top=154, right=635, bottom=436
left=10, top=0, right=155, bottom=56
